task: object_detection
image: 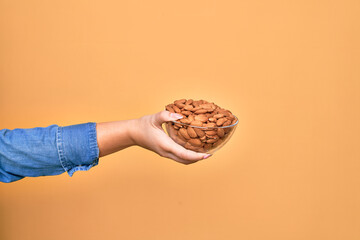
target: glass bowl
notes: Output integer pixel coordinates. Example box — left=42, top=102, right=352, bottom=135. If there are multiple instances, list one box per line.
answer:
left=164, top=116, right=238, bottom=154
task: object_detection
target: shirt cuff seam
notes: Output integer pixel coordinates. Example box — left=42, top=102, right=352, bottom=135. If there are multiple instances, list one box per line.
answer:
left=56, top=123, right=100, bottom=177
left=56, top=126, right=71, bottom=174
left=88, top=122, right=99, bottom=163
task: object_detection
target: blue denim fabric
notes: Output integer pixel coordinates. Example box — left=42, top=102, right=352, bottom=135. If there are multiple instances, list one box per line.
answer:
left=0, top=123, right=99, bottom=183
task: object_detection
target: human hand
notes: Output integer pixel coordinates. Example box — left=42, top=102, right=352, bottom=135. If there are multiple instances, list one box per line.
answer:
left=130, top=111, right=211, bottom=164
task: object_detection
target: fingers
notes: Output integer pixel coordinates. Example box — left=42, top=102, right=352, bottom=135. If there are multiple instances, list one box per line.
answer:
left=175, top=148, right=211, bottom=162
left=153, top=110, right=212, bottom=164
left=163, top=152, right=199, bottom=165
left=154, top=110, right=183, bottom=126
left=162, top=134, right=211, bottom=162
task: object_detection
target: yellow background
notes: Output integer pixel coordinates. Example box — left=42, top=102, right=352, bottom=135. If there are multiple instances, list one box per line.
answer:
left=1, top=0, right=360, bottom=239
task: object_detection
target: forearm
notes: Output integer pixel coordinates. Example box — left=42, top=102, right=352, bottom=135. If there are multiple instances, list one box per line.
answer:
left=96, top=119, right=138, bottom=157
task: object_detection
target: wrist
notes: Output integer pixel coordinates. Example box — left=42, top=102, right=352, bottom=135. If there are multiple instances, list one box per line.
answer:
left=127, top=118, right=140, bottom=146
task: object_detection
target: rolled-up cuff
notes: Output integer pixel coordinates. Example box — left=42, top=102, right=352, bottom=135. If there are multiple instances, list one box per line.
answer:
left=56, top=122, right=99, bottom=177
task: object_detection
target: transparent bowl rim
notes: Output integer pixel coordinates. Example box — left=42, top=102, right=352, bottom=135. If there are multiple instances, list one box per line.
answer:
left=167, top=115, right=239, bottom=129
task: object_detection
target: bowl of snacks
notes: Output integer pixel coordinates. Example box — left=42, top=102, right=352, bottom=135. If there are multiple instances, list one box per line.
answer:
left=164, top=99, right=238, bottom=154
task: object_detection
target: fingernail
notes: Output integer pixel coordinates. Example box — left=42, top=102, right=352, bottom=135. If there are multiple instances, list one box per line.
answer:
left=170, top=113, right=183, bottom=119
left=203, top=154, right=212, bottom=159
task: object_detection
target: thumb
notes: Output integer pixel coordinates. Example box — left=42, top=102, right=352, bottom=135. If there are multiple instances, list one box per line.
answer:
left=154, top=110, right=183, bottom=126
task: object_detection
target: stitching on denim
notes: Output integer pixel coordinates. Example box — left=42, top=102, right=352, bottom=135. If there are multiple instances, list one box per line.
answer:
left=67, top=162, right=98, bottom=176
left=88, top=123, right=99, bottom=160
left=67, top=158, right=99, bottom=175
left=56, top=126, right=70, bottom=174
left=56, top=123, right=100, bottom=177
left=67, top=123, right=99, bottom=176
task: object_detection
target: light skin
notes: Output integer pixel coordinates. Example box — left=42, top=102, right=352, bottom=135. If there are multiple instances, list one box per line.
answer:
left=96, top=110, right=211, bottom=164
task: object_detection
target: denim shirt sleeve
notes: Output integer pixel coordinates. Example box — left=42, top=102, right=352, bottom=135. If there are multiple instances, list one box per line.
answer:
left=0, top=123, right=99, bottom=183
